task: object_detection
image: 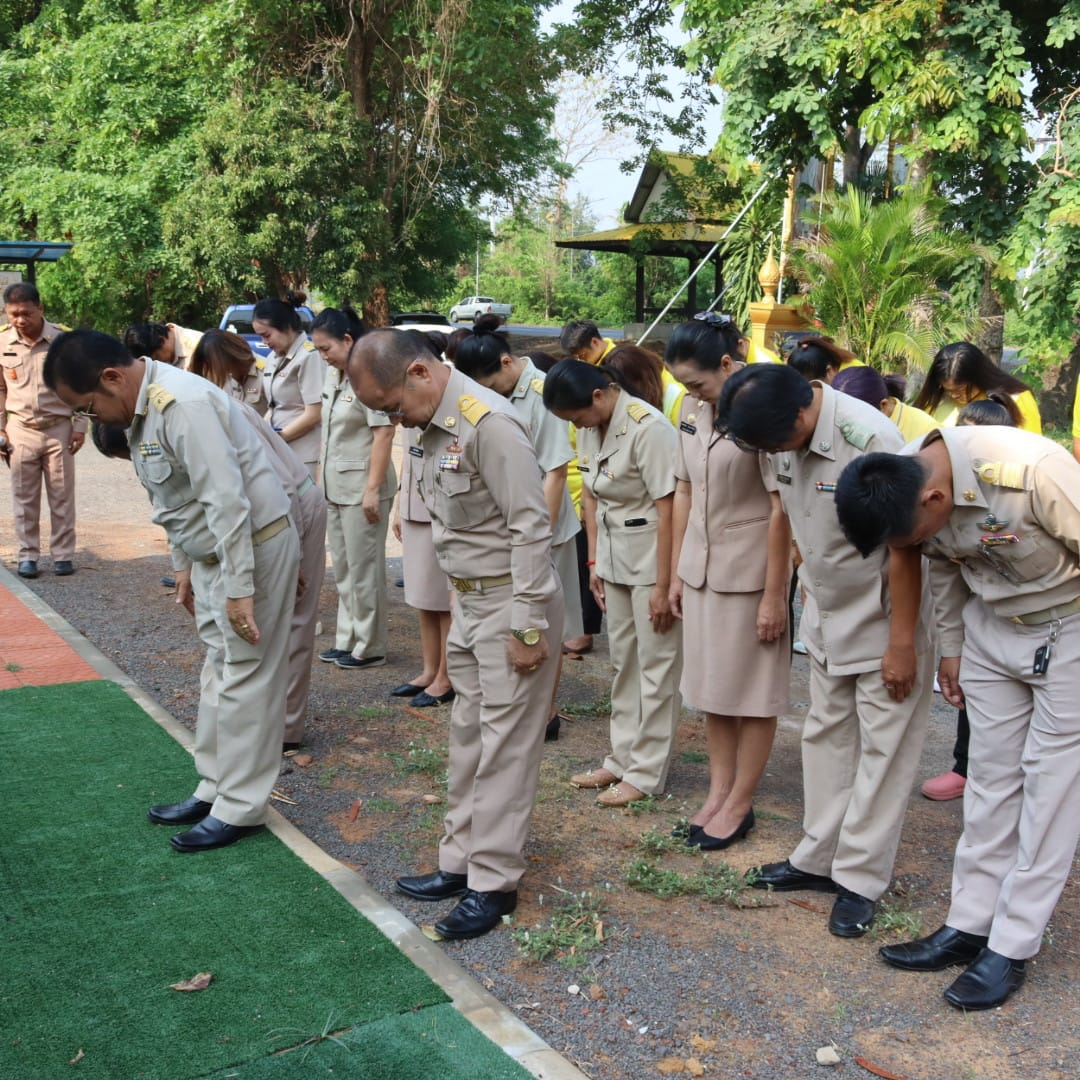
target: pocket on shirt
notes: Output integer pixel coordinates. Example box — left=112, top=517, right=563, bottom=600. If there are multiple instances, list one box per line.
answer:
left=434, top=470, right=483, bottom=528
left=140, top=458, right=192, bottom=509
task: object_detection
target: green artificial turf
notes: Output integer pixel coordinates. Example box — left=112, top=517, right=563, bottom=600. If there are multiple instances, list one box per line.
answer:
left=0, top=681, right=453, bottom=1079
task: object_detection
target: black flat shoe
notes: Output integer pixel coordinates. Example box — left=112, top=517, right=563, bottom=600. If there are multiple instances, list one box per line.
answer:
left=944, top=948, right=1025, bottom=1010
left=435, top=889, right=518, bottom=939
left=148, top=795, right=213, bottom=825
left=335, top=654, right=386, bottom=669
left=880, top=925, right=989, bottom=971
left=319, top=648, right=350, bottom=663
left=395, top=869, right=468, bottom=901
left=828, top=887, right=876, bottom=937
left=749, top=859, right=837, bottom=892
left=690, top=808, right=755, bottom=851
left=545, top=715, right=560, bottom=742
left=412, top=688, right=456, bottom=707
left=282, top=742, right=301, bottom=754
left=53, top=560, right=74, bottom=576
left=391, top=682, right=426, bottom=697
left=17, top=560, right=38, bottom=579
left=169, top=816, right=264, bottom=852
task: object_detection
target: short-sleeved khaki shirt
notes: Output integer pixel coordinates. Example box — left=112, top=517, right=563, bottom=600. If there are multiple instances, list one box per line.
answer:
left=320, top=367, right=396, bottom=506
left=0, top=319, right=85, bottom=432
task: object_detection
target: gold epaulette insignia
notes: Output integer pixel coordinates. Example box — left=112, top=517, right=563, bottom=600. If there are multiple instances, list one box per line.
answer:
left=530, top=377, right=545, bottom=395
left=147, top=383, right=176, bottom=412
left=55, top=323, right=72, bottom=331
left=459, top=395, right=490, bottom=426
left=0, top=323, right=8, bottom=332
left=303, top=340, right=315, bottom=351
left=838, top=418, right=872, bottom=450
left=976, top=460, right=1027, bottom=490
left=626, top=402, right=650, bottom=423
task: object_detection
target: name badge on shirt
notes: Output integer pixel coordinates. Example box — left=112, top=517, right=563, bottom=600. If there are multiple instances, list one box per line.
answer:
left=680, top=420, right=697, bottom=435
left=776, top=474, right=791, bottom=484
left=138, top=441, right=163, bottom=457
left=409, top=445, right=423, bottom=458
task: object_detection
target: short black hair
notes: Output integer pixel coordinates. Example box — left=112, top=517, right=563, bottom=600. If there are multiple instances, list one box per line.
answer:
left=559, top=319, right=601, bottom=354
left=123, top=322, right=170, bottom=358
left=835, top=453, right=927, bottom=556
left=3, top=281, right=41, bottom=306
left=347, top=327, right=434, bottom=387
left=252, top=290, right=306, bottom=333
left=715, top=364, right=812, bottom=445
left=44, top=329, right=135, bottom=394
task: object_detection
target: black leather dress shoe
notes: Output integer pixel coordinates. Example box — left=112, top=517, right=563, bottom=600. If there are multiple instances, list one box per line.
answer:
left=160, top=575, right=176, bottom=588
left=147, top=795, right=213, bottom=825
left=412, top=688, right=456, bottom=707
left=435, top=889, right=518, bottom=939
left=395, top=869, right=468, bottom=901
left=53, top=560, right=74, bottom=576
left=545, top=715, right=561, bottom=742
left=391, top=682, right=426, bottom=697
left=690, top=808, right=755, bottom=851
left=169, top=816, right=265, bottom=852
left=749, top=859, right=837, bottom=892
left=880, top=925, right=989, bottom=971
left=17, top=560, right=38, bottom=579
left=828, top=887, right=876, bottom=937
left=335, top=654, right=386, bottom=669
left=944, top=948, right=1025, bottom=1010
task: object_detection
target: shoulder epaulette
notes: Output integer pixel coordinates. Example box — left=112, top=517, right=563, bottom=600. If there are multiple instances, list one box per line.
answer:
left=459, top=395, right=490, bottom=426
left=55, top=323, right=71, bottom=331
left=530, top=377, right=545, bottom=395
left=626, top=402, right=651, bottom=423
left=303, top=340, right=315, bottom=351
left=837, top=417, right=872, bottom=451
left=975, top=459, right=1028, bottom=490
left=147, top=384, right=176, bottom=412
left=0, top=323, right=8, bottom=332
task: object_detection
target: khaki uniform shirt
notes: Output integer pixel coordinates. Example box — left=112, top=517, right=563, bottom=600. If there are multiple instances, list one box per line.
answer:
left=578, top=388, right=677, bottom=587
left=507, top=359, right=579, bottom=546
left=229, top=360, right=268, bottom=416
left=907, top=426, right=1080, bottom=654
left=0, top=319, right=86, bottom=433
left=320, top=367, right=396, bottom=506
left=675, top=396, right=775, bottom=592
left=772, top=382, right=929, bottom=675
left=417, top=368, right=556, bottom=630
left=170, top=324, right=204, bottom=369
left=263, top=333, right=325, bottom=463
left=128, top=360, right=291, bottom=597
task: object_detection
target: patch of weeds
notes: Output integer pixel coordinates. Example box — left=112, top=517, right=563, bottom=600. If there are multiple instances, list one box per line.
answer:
left=635, top=827, right=685, bottom=856
left=267, top=1012, right=351, bottom=1063
left=511, top=892, right=613, bottom=967
left=870, top=900, right=923, bottom=940
left=5, top=661, right=21, bottom=672
left=355, top=705, right=392, bottom=720
left=363, top=797, right=398, bottom=814
left=385, top=740, right=447, bottom=783
left=626, top=857, right=766, bottom=909
left=568, top=693, right=611, bottom=718
left=679, top=750, right=709, bottom=764
left=316, top=766, right=339, bottom=789
left=626, top=793, right=677, bottom=816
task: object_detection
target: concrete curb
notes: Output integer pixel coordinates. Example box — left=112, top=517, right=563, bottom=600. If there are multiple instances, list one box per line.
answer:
left=0, top=564, right=587, bottom=1080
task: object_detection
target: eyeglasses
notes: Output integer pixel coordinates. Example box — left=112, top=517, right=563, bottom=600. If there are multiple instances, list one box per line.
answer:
left=380, top=367, right=412, bottom=421
left=72, top=397, right=95, bottom=421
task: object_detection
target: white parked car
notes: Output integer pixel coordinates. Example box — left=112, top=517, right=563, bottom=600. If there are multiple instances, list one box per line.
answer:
left=448, top=296, right=512, bottom=324
left=390, top=311, right=455, bottom=334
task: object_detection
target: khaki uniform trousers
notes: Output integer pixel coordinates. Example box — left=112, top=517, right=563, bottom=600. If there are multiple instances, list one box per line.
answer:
left=440, top=581, right=564, bottom=893
left=602, top=581, right=683, bottom=794
left=327, top=498, right=392, bottom=659
left=948, top=598, right=1080, bottom=959
left=285, top=484, right=327, bottom=743
left=791, top=651, right=932, bottom=900
left=190, top=526, right=300, bottom=826
left=9, top=419, right=76, bottom=562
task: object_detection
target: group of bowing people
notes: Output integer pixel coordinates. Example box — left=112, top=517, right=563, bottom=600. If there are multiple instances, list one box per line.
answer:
left=113, top=303, right=1077, bottom=1008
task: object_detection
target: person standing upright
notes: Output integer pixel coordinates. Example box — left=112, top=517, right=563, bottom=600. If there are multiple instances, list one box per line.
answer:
left=0, top=282, right=85, bottom=578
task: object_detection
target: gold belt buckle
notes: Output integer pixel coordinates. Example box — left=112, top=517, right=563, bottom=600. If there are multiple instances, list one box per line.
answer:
left=451, top=576, right=474, bottom=593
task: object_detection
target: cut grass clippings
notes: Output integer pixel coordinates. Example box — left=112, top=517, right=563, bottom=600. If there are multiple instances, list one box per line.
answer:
left=0, top=681, right=529, bottom=1080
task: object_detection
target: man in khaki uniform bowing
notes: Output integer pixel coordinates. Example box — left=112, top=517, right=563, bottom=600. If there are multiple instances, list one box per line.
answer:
left=0, top=282, right=85, bottom=578
left=836, top=425, right=1080, bottom=1010
left=45, top=329, right=300, bottom=853
left=348, top=328, right=563, bottom=940
left=716, top=363, right=933, bottom=938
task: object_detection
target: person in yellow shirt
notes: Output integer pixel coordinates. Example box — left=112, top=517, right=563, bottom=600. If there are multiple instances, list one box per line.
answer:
left=912, top=341, right=1042, bottom=434
left=831, top=366, right=939, bottom=442
left=1071, top=376, right=1079, bottom=463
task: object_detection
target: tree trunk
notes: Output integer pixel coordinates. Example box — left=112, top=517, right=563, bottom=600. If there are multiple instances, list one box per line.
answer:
left=842, top=123, right=865, bottom=187
left=1037, top=335, right=1080, bottom=436
left=974, top=264, right=1004, bottom=363
left=363, top=283, right=390, bottom=328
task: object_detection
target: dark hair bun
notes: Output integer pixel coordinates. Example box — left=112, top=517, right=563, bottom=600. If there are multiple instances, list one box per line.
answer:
left=473, top=313, right=503, bottom=335
left=283, top=290, right=308, bottom=308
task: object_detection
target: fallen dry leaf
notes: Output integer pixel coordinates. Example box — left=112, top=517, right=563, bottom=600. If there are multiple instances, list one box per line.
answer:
left=67, top=1049, right=85, bottom=1065
left=422, top=794, right=443, bottom=805
left=347, top=799, right=361, bottom=822
left=420, top=924, right=445, bottom=942
left=787, top=897, right=828, bottom=914
left=589, top=983, right=605, bottom=1001
left=656, top=1058, right=684, bottom=1075
left=816, top=1045, right=841, bottom=1065
left=686, top=1058, right=705, bottom=1077
left=855, top=1057, right=907, bottom=1080
left=595, top=919, right=605, bottom=943
left=293, top=753, right=314, bottom=768
left=690, top=1035, right=717, bottom=1053
left=169, top=972, right=213, bottom=992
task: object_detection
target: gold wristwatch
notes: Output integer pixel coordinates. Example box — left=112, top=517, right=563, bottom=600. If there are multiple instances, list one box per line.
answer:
left=512, top=627, right=542, bottom=646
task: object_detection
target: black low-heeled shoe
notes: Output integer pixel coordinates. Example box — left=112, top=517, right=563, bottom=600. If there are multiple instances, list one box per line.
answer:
left=391, top=682, right=426, bottom=697
left=412, top=688, right=456, bottom=707
left=689, top=808, right=755, bottom=851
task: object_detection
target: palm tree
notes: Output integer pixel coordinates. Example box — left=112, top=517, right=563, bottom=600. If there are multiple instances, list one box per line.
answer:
left=790, top=186, right=986, bottom=373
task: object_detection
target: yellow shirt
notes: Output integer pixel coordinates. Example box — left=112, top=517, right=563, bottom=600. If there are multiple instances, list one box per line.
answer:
left=888, top=399, right=939, bottom=443
left=837, top=358, right=866, bottom=371
left=744, top=339, right=781, bottom=364
left=1071, top=379, right=1080, bottom=439
left=932, top=390, right=1042, bottom=435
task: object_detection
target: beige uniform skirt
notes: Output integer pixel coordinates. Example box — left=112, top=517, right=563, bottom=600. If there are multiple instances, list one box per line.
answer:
left=401, top=518, right=451, bottom=613
left=680, top=584, right=790, bottom=718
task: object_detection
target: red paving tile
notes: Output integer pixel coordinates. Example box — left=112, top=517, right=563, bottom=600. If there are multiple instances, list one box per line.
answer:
left=0, top=581, right=101, bottom=688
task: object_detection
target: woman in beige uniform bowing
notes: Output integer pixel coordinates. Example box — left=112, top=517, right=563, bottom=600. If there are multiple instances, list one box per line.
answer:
left=664, top=315, right=791, bottom=849
left=311, top=306, right=397, bottom=669
left=252, top=292, right=323, bottom=479
left=544, top=360, right=682, bottom=807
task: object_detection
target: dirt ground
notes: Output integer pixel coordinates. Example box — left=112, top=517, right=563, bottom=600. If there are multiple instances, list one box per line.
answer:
left=2, top=418, right=1078, bottom=1080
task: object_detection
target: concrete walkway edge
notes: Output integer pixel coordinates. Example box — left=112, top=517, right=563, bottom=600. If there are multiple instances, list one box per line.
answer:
left=0, top=565, right=587, bottom=1080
